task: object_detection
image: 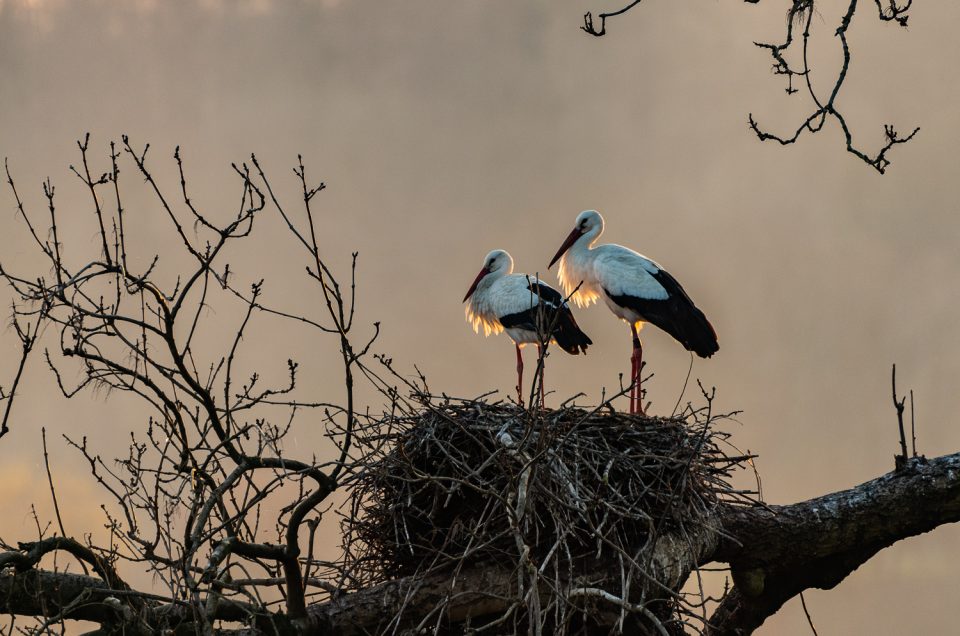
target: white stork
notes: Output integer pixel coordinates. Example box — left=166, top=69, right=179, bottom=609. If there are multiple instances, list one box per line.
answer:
left=547, top=210, right=718, bottom=415
left=463, top=249, right=592, bottom=406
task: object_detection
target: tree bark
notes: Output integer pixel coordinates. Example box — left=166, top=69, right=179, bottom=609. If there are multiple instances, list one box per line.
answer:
left=309, top=524, right=719, bottom=635
left=0, top=569, right=120, bottom=625
left=707, top=453, right=960, bottom=634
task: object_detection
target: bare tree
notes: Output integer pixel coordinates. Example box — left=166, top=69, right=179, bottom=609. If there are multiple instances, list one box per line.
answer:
left=0, top=136, right=387, bottom=634
left=1, top=139, right=958, bottom=636
left=581, top=0, right=919, bottom=173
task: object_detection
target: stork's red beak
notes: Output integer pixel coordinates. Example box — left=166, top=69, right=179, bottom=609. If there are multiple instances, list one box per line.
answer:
left=462, top=267, right=490, bottom=302
left=548, top=227, right=582, bottom=268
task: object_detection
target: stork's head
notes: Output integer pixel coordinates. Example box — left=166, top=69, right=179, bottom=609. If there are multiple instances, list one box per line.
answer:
left=462, top=249, right=513, bottom=302
left=548, top=210, right=604, bottom=268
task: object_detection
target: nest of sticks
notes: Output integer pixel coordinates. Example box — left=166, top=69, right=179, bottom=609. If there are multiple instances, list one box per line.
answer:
left=341, top=394, right=755, bottom=632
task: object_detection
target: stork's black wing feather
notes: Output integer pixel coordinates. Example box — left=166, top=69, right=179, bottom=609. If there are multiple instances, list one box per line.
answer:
left=497, top=280, right=592, bottom=355
left=498, top=307, right=538, bottom=332
left=604, top=268, right=718, bottom=358
left=525, top=280, right=565, bottom=307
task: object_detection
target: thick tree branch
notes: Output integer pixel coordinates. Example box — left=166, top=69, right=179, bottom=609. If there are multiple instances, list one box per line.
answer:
left=0, top=569, right=125, bottom=626
left=0, top=568, right=293, bottom=634
left=310, top=526, right=720, bottom=635
left=709, top=452, right=960, bottom=634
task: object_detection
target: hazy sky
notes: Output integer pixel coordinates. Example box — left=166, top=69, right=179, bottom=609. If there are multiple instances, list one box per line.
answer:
left=2, top=1, right=959, bottom=633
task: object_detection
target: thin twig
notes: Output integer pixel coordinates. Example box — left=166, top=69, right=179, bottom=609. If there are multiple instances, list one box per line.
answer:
left=799, top=591, right=819, bottom=636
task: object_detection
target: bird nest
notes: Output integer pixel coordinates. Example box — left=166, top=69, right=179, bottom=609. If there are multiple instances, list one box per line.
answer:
left=341, top=396, right=753, bottom=598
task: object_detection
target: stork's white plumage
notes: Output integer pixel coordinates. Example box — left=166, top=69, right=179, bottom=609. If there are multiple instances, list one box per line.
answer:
left=463, top=249, right=592, bottom=406
left=548, top=211, right=718, bottom=414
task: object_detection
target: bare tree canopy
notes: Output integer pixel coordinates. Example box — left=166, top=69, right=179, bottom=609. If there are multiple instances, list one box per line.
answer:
left=581, top=0, right=919, bottom=173
left=0, top=137, right=377, bottom=634
left=0, top=140, right=956, bottom=635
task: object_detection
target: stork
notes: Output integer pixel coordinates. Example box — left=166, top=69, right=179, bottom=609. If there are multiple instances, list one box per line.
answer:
left=548, top=210, right=718, bottom=415
left=463, top=249, right=592, bottom=407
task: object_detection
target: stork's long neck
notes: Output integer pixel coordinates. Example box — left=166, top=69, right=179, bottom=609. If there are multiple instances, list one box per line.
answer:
left=558, top=226, right=603, bottom=306
left=563, top=224, right=603, bottom=273
left=474, top=265, right=509, bottom=304
left=575, top=224, right=602, bottom=254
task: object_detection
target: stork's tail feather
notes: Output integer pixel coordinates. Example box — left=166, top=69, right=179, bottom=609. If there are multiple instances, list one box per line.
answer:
left=553, top=308, right=592, bottom=355
left=675, top=307, right=718, bottom=358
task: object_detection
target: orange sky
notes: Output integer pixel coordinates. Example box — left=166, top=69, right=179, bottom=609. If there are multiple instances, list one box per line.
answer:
left=1, top=1, right=959, bottom=633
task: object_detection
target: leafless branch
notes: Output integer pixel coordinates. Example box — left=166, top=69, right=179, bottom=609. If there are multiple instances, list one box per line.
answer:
left=0, top=136, right=389, bottom=633
left=581, top=0, right=919, bottom=172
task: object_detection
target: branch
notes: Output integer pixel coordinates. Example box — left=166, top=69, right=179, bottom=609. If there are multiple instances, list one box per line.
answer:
left=0, top=316, right=37, bottom=439
left=709, top=451, right=958, bottom=634
left=582, top=0, right=919, bottom=172
left=581, top=0, right=643, bottom=37
left=310, top=525, right=719, bottom=633
left=0, top=568, right=292, bottom=634
left=0, top=569, right=125, bottom=626
left=309, top=561, right=635, bottom=635
left=746, top=0, right=919, bottom=173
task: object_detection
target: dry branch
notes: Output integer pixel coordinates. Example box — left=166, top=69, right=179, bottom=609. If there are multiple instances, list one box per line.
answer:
left=0, top=137, right=382, bottom=634
left=581, top=0, right=919, bottom=173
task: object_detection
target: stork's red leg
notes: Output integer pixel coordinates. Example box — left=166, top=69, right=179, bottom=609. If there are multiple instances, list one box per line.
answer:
left=630, top=323, right=644, bottom=415
left=515, top=344, right=524, bottom=406
left=635, top=343, right=644, bottom=415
